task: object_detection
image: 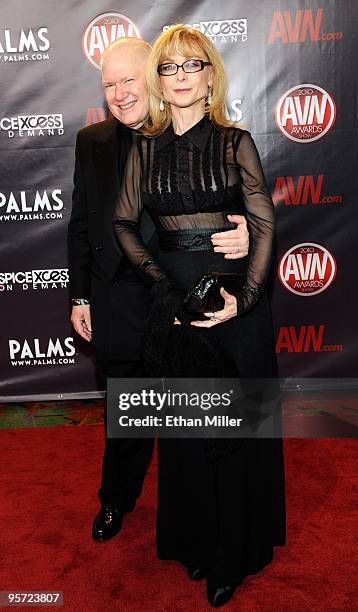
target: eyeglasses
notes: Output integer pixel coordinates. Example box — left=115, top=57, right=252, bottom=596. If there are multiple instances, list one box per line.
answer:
left=157, top=59, right=212, bottom=76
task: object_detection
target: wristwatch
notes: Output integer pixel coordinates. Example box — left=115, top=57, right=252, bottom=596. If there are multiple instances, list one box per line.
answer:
left=71, top=298, right=90, bottom=305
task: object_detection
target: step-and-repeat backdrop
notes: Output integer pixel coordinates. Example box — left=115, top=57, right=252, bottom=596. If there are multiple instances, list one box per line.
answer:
left=0, top=1, right=356, bottom=400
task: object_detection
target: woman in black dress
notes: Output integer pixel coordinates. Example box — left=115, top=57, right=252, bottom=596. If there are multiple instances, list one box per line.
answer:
left=114, top=25, right=285, bottom=608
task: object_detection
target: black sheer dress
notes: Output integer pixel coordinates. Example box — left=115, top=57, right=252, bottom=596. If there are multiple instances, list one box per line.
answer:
left=114, top=115, right=285, bottom=586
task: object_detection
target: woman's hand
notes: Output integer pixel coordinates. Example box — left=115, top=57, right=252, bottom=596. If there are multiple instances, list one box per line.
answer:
left=189, top=287, right=237, bottom=328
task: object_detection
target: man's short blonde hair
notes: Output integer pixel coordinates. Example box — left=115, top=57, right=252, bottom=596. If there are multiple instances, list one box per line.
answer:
left=100, top=37, right=152, bottom=70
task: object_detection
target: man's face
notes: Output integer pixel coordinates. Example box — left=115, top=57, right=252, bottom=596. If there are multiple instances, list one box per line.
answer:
left=102, top=46, right=149, bottom=129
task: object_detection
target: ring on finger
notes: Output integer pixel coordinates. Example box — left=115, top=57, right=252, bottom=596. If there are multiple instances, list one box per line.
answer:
left=234, top=244, right=240, bottom=253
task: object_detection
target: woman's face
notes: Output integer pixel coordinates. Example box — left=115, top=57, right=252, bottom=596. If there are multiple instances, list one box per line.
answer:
left=159, top=50, right=213, bottom=111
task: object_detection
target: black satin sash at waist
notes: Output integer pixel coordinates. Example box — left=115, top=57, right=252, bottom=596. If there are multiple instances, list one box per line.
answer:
left=158, top=228, right=229, bottom=252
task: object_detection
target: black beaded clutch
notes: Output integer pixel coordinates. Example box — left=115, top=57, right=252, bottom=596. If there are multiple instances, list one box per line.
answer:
left=183, top=272, right=245, bottom=315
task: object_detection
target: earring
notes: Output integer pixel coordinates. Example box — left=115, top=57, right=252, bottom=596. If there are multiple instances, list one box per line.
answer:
left=207, top=86, right=213, bottom=106
left=159, top=99, right=165, bottom=111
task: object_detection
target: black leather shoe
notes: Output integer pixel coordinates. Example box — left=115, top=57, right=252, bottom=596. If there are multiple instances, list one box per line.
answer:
left=187, top=567, right=209, bottom=581
left=206, top=584, right=238, bottom=608
left=92, top=503, right=134, bottom=542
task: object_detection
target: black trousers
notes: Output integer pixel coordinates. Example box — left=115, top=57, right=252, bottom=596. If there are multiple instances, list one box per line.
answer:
left=93, top=275, right=154, bottom=508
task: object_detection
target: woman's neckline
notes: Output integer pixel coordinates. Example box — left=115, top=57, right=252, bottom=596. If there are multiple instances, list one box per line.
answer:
left=172, top=114, right=207, bottom=136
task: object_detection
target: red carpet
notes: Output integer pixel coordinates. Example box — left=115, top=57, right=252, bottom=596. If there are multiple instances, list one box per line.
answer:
left=1, top=426, right=356, bottom=611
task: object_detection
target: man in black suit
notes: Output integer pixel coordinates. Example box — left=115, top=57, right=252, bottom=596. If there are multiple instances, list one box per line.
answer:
left=68, top=38, right=249, bottom=542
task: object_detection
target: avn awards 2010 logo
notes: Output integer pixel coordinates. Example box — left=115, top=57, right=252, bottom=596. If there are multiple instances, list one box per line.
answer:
left=275, top=84, right=336, bottom=143
left=278, top=243, right=336, bottom=296
left=83, top=12, right=141, bottom=70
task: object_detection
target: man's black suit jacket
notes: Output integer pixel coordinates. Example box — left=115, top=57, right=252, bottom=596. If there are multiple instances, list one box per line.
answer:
left=68, top=118, right=155, bottom=359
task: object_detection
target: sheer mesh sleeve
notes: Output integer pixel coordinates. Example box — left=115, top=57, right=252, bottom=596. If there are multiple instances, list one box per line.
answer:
left=113, top=143, right=166, bottom=285
left=234, top=131, right=275, bottom=314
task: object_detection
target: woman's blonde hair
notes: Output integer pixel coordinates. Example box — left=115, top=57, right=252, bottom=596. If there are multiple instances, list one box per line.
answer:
left=144, top=24, right=234, bottom=135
